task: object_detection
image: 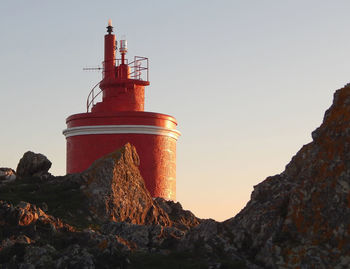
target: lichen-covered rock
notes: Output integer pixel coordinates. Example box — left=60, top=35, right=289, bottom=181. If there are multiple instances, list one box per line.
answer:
left=0, top=201, right=130, bottom=268
left=101, top=221, right=186, bottom=252
left=10, top=82, right=350, bottom=269
left=16, top=151, right=51, bottom=178
left=155, top=197, right=200, bottom=230
left=1, top=144, right=252, bottom=267
left=80, top=143, right=171, bottom=226
left=226, top=85, right=350, bottom=268
left=0, top=200, right=72, bottom=231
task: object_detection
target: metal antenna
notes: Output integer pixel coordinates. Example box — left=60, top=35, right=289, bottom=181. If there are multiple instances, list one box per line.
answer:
left=83, top=66, right=103, bottom=71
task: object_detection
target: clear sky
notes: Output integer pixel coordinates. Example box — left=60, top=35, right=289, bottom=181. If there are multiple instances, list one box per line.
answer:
left=1, top=1, right=350, bottom=221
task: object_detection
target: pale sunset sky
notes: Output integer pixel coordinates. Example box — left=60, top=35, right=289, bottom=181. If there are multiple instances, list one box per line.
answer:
left=1, top=1, right=350, bottom=221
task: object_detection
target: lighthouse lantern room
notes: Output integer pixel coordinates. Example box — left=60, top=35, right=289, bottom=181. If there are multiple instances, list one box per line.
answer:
left=63, top=21, right=180, bottom=200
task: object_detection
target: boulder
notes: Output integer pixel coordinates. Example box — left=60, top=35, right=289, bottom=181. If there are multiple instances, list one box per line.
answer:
left=0, top=200, right=72, bottom=230
left=0, top=167, right=16, bottom=183
left=79, top=143, right=171, bottom=226
left=16, top=151, right=51, bottom=178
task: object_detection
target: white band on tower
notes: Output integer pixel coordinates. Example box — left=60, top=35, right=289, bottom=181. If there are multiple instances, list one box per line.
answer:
left=63, top=125, right=181, bottom=140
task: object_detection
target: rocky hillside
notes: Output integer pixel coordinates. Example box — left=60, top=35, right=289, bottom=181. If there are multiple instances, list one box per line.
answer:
left=225, top=85, right=350, bottom=268
left=1, top=144, right=240, bottom=268
left=2, top=85, right=350, bottom=268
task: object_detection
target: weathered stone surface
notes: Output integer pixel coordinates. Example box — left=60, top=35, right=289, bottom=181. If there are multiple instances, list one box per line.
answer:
left=0, top=200, right=72, bottom=231
left=225, top=85, right=350, bottom=268
left=16, top=151, right=51, bottom=178
left=155, top=197, right=200, bottom=230
left=101, top=221, right=186, bottom=252
left=0, top=168, right=16, bottom=183
left=0, top=200, right=129, bottom=268
left=0, top=143, right=250, bottom=267
left=79, top=143, right=171, bottom=226
left=4, top=83, right=350, bottom=268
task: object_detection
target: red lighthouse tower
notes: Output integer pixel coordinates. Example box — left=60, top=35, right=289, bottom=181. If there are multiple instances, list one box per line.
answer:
left=63, top=21, right=180, bottom=200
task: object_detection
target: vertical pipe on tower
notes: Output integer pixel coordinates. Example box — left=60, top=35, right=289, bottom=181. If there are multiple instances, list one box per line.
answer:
left=104, top=21, right=116, bottom=79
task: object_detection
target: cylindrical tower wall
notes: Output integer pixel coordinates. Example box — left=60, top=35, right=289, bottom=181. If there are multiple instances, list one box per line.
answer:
left=66, top=112, right=178, bottom=129
left=64, top=112, right=180, bottom=200
left=65, top=133, right=177, bottom=200
left=97, top=84, right=144, bottom=112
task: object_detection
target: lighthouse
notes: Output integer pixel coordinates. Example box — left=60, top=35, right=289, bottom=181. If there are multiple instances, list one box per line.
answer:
left=63, top=21, right=181, bottom=200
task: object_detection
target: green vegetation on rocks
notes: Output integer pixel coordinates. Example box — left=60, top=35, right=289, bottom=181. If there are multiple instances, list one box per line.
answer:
left=0, top=176, right=92, bottom=229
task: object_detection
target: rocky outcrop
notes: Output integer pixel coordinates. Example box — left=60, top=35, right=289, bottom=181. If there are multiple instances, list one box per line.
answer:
left=4, top=85, right=350, bottom=268
left=16, top=151, right=52, bottom=178
left=79, top=143, right=171, bottom=226
left=0, top=200, right=73, bottom=233
left=154, top=197, right=200, bottom=229
left=225, top=85, right=350, bottom=268
left=2, top=144, right=172, bottom=228
left=0, top=143, right=252, bottom=268
left=0, top=168, right=16, bottom=183
left=100, top=221, right=185, bottom=252
left=0, top=199, right=248, bottom=268
left=0, top=200, right=130, bottom=268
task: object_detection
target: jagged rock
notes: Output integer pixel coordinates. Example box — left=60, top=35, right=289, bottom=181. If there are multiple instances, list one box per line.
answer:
left=0, top=201, right=73, bottom=231
left=16, top=151, right=51, bottom=178
left=225, top=85, right=350, bottom=268
left=16, top=201, right=39, bottom=226
left=9, top=83, right=350, bottom=269
left=79, top=143, right=171, bottom=226
left=0, top=201, right=129, bottom=268
left=22, top=244, right=56, bottom=268
left=101, top=221, right=186, bottom=252
left=0, top=168, right=16, bottom=183
left=174, top=219, right=263, bottom=268
left=3, top=143, right=255, bottom=267
left=155, top=197, right=200, bottom=230
left=0, top=144, right=179, bottom=229
left=54, top=244, right=95, bottom=269
left=0, top=235, right=34, bottom=251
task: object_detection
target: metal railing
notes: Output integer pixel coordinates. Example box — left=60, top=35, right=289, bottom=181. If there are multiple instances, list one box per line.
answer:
left=128, top=56, right=149, bottom=81
left=86, top=56, right=149, bottom=112
left=86, top=80, right=102, bottom=112
left=103, top=56, right=149, bottom=81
